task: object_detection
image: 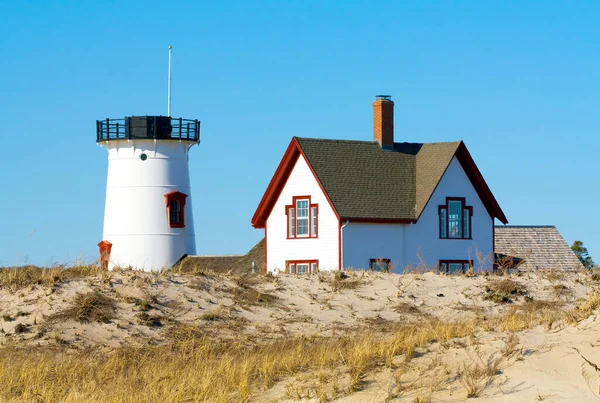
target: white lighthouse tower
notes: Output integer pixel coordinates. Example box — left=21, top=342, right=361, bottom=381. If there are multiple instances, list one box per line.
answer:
left=96, top=116, right=200, bottom=271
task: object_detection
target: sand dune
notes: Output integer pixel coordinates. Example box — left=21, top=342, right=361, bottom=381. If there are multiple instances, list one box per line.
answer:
left=0, top=266, right=598, bottom=402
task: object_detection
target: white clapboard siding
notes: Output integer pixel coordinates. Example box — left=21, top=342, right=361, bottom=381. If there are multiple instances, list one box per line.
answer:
left=342, top=157, right=493, bottom=271
left=265, top=155, right=339, bottom=273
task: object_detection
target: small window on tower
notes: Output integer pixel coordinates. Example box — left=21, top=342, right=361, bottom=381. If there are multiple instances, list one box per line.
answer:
left=165, top=191, right=187, bottom=228
left=170, top=200, right=181, bottom=224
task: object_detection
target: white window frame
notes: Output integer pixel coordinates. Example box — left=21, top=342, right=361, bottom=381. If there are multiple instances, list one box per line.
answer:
left=296, top=199, right=309, bottom=237
left=296, top=263, right=309, bottom=274
left=287, top=260, right=318, bottom=274
left=448, top=200, right=462, bottom=239
left=288, top=208, right=295, bottom=238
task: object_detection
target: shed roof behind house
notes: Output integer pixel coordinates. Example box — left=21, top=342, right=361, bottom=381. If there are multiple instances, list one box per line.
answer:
left=494, top=225, right=583, bottom=270
left=174, top=238, right=264, bottom=274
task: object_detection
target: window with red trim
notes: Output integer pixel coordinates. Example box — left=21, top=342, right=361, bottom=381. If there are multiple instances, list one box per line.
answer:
left=286, top=196, right=318, bottom=239
left=165, top=191, right=187, bottom=228
left=286, top=260, right=318, bottom=274
left=438, top=197, right=472, bottom=239
left=439, top=260, right=473, bottom=274
left=369, top=258, right=391, bottom=272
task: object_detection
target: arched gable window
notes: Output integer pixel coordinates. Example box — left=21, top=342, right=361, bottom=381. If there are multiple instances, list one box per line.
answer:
left=165, top=191, right=187, bottom=228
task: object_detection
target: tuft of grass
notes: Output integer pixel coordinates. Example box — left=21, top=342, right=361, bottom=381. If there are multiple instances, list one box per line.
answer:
left=543, top=269, right=565, bottom=282
left=566, top=291, right=599, bottom=323
left=484, top=300, right=565, bottom=333
left=331, top=271, right=362, bottom=291
left=460, top=360, right=498, bottom=398
left=165, top=323, right=206, bottom=341
left=552, top=284, right=573, bottom=299
left=0, top=266, right=60, bottom=291
left=484, top=279, right=527, bottom=303
left=190, top=277, right=211, bottom=291
left=61, top=265, right=101, bottom=280
left=49, top=291, right=117, bottom=324
left=135, top=312, right=163, bottom=327
left=135, top=299, right=153, bottom=312
left=0, top=265, right=100, bottom=292
left=459, top=352, right=502, bottom=398
left=393, top=302, right=423, bottom=316
left=200, top=310, right=226, bottom=322
left=14, top=323, right=29, bottom=334
left=464, top=266, right=476, bottom=277
left=501, top=333, right=520, bottom=358
left=232, top=277, right=278, bottom=307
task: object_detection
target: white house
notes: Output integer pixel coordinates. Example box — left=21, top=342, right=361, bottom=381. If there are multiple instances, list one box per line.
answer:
left=251, top=96, right=508, bottom=274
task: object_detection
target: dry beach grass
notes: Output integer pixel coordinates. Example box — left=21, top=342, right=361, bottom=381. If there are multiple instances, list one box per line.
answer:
left=0, top=265, right=599, bottom=402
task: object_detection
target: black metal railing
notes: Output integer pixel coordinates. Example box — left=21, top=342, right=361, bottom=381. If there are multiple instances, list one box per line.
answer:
left=96, top=116, right=200, bottom=142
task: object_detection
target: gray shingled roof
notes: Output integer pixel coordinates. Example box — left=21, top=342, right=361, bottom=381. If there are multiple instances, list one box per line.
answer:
left=175, top=238, right=265, bottom=274
left=296, top=138, right=460, bottom=220
left=415, top=142, right=462, bottom=217
left=494, top=226, right=583, bottom=270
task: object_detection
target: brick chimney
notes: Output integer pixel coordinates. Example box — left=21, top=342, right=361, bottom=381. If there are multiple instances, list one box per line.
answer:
left=373, top=95, right=394, bottom=148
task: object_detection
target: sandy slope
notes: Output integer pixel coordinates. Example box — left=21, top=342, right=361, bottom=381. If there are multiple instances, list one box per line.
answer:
left=0, top=268, right=599, bottom=402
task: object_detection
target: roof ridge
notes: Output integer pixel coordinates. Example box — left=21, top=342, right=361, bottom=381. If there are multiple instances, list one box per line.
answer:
left=189, top=254, right=245, bottom=257
left=495, top=225, right=556, bottom=228
left=294, top=137, right=376, bottom=145
left=295, top=137, right=462, bottom=147
left=419, top=140, right=462, bottom=146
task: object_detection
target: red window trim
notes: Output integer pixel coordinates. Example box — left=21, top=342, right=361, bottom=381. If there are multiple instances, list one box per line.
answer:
left=438, top=197, right=472, bottom=240
left=286, top=195, right=318, bottom=239
left=286, top=259, right=319, bottom=274
left=369, top=258, right=391, bottom=272
left=165, top=191, right=188, bottom=228
left=439, top=260, right=473, bottom=274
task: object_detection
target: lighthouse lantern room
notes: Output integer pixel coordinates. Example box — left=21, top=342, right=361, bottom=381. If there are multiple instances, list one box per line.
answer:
left=96, top=116, right=200, bottom=271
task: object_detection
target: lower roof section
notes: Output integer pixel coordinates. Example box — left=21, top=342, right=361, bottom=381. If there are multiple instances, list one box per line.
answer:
left=494, top=225, right=583, bottom=270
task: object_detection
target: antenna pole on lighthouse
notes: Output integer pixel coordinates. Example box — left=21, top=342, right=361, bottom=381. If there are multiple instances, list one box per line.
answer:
left=167, top=45, right=172, bottom=117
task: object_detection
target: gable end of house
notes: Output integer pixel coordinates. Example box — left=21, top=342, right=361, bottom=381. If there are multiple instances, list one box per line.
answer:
left=415, top=141, right=508, bottom=225
left=251, top=138, right=340, bottom=229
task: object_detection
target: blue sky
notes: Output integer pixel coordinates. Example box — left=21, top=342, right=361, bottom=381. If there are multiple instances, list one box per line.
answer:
left=1, top=1, right=598, bottom=266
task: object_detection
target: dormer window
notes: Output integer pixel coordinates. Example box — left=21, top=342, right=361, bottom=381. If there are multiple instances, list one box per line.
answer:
left=286, top=196, right=318, bottom=239
left=439, top=197, right=472, bottom=239
left=165, top=191, right=187, bottom=228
